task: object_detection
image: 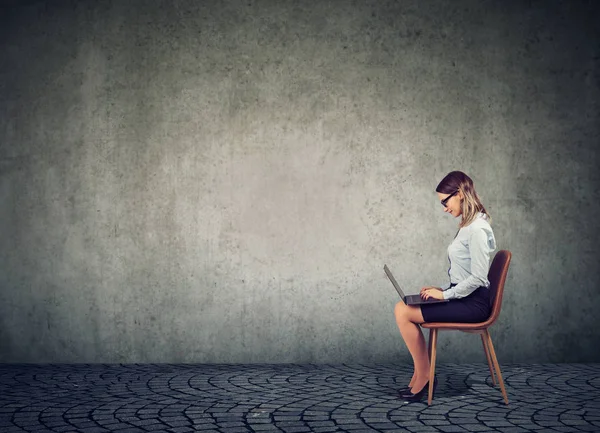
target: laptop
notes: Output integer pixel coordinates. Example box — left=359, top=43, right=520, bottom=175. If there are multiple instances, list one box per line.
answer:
left=383, top=264, right=449, bottom=305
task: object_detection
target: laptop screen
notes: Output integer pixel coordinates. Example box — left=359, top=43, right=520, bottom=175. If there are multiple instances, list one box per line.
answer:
left=384, top=265, right=407, bottom=299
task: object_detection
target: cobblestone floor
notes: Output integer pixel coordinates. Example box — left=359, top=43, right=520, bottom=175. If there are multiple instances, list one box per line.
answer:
left=1, top=363, right=599, bottom=433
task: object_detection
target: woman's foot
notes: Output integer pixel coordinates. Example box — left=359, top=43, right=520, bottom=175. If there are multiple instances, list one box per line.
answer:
left=408, top=376, right=430, bottom=395
left=400, top=376, right=438, bottom=402
left=398, top=375, right=416, bottom=394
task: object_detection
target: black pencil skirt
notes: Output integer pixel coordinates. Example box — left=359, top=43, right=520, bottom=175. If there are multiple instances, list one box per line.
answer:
left=420, top=286, right=491, bottom=323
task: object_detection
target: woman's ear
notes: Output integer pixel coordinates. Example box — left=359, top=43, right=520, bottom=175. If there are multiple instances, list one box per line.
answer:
left=458, top=189, right=464, bottom=200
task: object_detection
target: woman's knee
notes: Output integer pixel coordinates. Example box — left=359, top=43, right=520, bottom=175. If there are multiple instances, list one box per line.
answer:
left=394, top=301, right=406, bottom=320
left=395, top=302, right=425, bottom=324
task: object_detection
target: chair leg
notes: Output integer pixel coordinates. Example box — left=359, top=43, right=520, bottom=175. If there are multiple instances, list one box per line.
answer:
left=428, top=328, right=433, bottom=361
left=485, top=329, right=509, bottom=405
left=481, top=333, right=496, bottom=386
left=427, top=329, right=438, bottom=405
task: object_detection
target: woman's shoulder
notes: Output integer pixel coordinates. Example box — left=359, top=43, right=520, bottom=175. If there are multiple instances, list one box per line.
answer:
left=467, top=213, right=496, bottom=248
left=465, top=213, right=494, bottom=234
left=472, top=212, right=491, bottom=225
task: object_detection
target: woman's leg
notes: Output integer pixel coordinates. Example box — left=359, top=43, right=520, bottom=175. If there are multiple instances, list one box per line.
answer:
left=394, top=301, right=430, bottom=393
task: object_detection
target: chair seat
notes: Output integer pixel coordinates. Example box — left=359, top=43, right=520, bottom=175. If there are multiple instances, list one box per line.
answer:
left=421, top=321, right=491, bottom=331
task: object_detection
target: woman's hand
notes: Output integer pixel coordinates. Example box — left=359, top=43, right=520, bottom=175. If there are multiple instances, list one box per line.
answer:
left=420, top=286, right=444, bottom=300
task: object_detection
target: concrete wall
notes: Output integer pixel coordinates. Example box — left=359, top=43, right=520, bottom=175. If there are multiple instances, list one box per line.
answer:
left=1, top=0, right=599, bottom=364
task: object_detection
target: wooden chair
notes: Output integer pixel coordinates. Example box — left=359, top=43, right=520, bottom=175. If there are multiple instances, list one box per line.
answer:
left=421, top=250, right=512, bottom=405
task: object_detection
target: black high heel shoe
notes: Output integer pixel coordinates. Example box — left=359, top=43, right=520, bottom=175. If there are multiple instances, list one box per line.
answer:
left=400, top=376, right=437, bottom=402
left=397, top=376, right=421, bottom=394
left=397, top=385, right=411, bottom=394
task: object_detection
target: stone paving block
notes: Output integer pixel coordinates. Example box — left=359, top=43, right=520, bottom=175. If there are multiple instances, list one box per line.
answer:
left=437, top=426, right=469, bottom=432
left=338, top=426, right=377, bottom=433
left=550, top=427, right=588, bottom=433
left=274, top=410, right=304, bottom=416
left=93, top=422, right=133, bottom=430
left=273, top=421, right=308, bottom=428
left=376, top=430, right=410, bottom=433
left=128, top=419, right=164, bottom=426
left=274, top=427, right=311, bottom=433
left=448, top=417, right=479, bottom=424
left=495, top=428, right=533, bottom=433
left=362, top=417, right=393, bottom=423
left=303, top=415, right=330, bottom=421
left=405, top=426, right=443, bottom=432
left=334, top=414, right=362, bottom=421
left=337, top=424, right=379, bottom=431
left=309, top=428, right=341, bottom=433
left=535, top=421, right=565, bottom=427
left=460, top=424, right=492, bottom=432
left=220, top=421, right=247, bottom=428
left=166, top=420, right=194, bottom=427
left=112, top=428, right=146, bottom=433
left=573, top=426, right=600, bottom=432
left=561, top=419, right=593, bottom=426
left=250, top=424, right=283, bottom=431
left=51, top=426, right=83, bottom=433
left=190, top=422, right=219, bottom=430
left=273, top=416, right=302, bottom=421
left=247, top=417, right=272, bottom=424
left=482, top=420, right=515, bottom=427
left=419, top=415, right=447, bottom=420
left=220, top=428, right=250, bottom=433
left=392, top=421, right=424, bottom=427
left=78, top=427, right=111, bottom=433
left=168, top=427, right=197, bottom=433
left=142, top=424, right=171, bottom=431
left=421, top=419, right=452, bottom=426
left=306, top=421, right=336, bottom=427
left=365, top=422, right=400, bottom=430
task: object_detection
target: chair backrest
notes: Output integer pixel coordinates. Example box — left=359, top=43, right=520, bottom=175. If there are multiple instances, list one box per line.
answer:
left=486, top=250, right=512, bottom=324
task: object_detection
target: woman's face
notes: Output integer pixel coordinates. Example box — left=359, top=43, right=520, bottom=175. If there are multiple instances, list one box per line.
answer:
left=438, top=191, right=462, bottom=217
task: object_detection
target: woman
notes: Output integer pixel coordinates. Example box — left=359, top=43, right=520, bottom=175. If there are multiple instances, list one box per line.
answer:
left=394, top=171, right=496, bottom=402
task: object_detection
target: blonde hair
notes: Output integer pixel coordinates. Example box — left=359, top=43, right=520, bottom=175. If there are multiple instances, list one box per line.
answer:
left=436, top=171, right=491, bottom=228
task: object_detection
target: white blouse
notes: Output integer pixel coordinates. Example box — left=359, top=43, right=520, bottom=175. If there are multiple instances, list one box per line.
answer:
left=440, top=212, right=496, bottom=300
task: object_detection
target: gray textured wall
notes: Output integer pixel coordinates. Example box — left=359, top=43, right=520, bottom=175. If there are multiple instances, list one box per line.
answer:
left=1, top=0, right=599, bottom=364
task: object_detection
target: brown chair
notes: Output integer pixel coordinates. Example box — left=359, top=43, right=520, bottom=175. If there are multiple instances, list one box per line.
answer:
left=421, top=250, right=512, bottom=405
